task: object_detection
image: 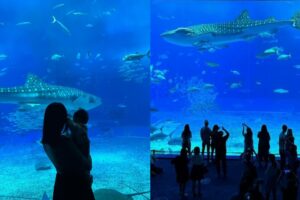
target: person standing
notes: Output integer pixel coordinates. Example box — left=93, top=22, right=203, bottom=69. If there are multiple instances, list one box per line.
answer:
left=285, top=129, right=298, bottom=173
left=215, top=126, right=230, bottom=178
left=171, top=148, right=189, bottom=198
left=190, top=146, right=206, bottom=197
left=279, top=125, right=288, bottom=169
left=200, top=120, right=211, bottom=161
left=182, top=124, right=192, bottom=155
left=258, top=124, right=270, bottom=168
left=242, top=123, right=254, bottom=154
left=210, top=124, right=219, bottom=162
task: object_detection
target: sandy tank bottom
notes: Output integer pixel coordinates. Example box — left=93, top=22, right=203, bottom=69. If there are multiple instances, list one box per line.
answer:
left=0, top=126, right=149, bottom=200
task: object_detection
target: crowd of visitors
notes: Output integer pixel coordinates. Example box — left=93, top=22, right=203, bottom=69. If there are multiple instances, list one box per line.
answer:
left=163, top=120, right=299, bottom=200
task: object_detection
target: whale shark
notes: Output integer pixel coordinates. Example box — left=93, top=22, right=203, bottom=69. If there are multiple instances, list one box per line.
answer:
left=161, top=10, right=300, bottom=51
left=0, top=74, right=101, bottom=111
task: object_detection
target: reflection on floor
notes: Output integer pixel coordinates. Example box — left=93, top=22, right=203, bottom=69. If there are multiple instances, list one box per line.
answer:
left=151, top=157, right=300, bottom=200
left=0, top=126, right=149, bottom=200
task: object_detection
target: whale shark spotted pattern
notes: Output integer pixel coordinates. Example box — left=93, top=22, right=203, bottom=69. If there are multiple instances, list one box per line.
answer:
left=0, top=74, right=101, bottom=111
left=161, top=10, right=300, bottom=51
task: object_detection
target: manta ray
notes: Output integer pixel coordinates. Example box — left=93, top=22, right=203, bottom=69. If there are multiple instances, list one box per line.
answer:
left=161, top=10, right=300, bottom=51
left=0, top=74, right=101, bottom=111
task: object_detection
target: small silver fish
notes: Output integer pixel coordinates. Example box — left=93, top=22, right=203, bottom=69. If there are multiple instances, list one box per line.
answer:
left=274, top=88, right=289, bottom=94
left=294, top=65, right=300, bottom=69
left=230, top=83, right=242, bottom=89
left=16, top=21, right=31, bottom=26
left=0, top=54, right=8, bottom=60
left=52, top=3, right=65, bottom=10
left=277, top=54, right=291, bottom=60
left=230, top=70, right=240, bottom=75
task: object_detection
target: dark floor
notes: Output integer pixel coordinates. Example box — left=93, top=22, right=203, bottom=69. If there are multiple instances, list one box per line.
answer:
left=151, top=157, right=300, bottom=200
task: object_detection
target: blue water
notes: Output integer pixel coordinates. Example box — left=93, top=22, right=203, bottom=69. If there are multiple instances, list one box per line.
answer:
left=151, top=1, right=300, bottom=155
left=0, top=0, right=149, bottom=199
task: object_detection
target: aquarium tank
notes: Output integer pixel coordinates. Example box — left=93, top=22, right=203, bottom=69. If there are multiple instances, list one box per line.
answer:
left=151, top=0, right=300, bottom=155
left=0, top=0, right=149, bottom=199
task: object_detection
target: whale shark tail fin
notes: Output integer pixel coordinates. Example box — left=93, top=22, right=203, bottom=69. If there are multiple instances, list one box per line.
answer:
left=292, top=12, right=300, bottom=29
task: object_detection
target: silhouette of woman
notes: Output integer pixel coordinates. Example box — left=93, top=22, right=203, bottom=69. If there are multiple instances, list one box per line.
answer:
left=42, top=102, right=95, bottom=200
left=181, top=124, right=192, bottom=155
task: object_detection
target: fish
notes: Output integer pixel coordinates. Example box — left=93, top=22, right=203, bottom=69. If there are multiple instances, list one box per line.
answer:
left=95, top=53, right=102, bottom=60
left=203, top=83, right=215, bottom=89
left=161, top=10, right=300, bottom=51
left=0, top=74, right=101, bottom=111
left=294, top=65, right=300, bottom=69
left=187, top=86, right=201, bottom=92
left=274, top=88, right=289, bottom=94
left=231, top=70, right=240, bottom=75
left=0, top=54, right=7, bottom=60
left=0, top=67, right=7, bottom=72
left=277, top=54, right=291, bottom=60
left=264, top=46, right=283, bottom=55
left=102, top=11, right=112, bottom=16
left=259, top=31, right=275, bottom=38
left=122, top=50, right=150, bottom=62
left=151, top=68, right=167, bottom=84
left=230, top=82, right=242, bottom=89
left=52, top=3, right=65, bottom=9
left=72, top=12, right=88, bottom=16
left=51, top=16, right=71, bottom=35
left=256, top=46, right=283, bottom=59
left=94, top=188, right=149, bottom=200
left=51, top=53, right=63, bottom=61
left=256, top=81, right=262, bottom=85
left=66, top=9, right=76, bottom=15
left=206, top=62, right=219, bottom=68
left=0, top=67, right=7, bottom=77
left=201, top=70, right=206, bottom=75
left=0, top=22, right=5, bottom=26
left=16, top=21, right=31, bottom=26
